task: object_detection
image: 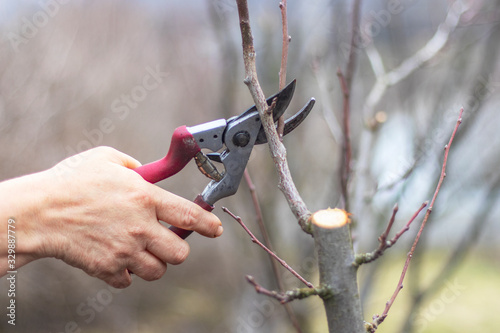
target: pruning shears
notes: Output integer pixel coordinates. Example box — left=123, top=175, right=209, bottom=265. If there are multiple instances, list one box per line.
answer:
left=134, top=80, right=315, bottom=239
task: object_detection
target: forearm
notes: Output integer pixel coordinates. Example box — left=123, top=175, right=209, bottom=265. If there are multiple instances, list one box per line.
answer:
left=0, top=171, right=51, bottom=275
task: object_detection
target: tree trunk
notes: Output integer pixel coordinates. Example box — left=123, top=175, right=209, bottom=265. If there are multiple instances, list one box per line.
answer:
left=313, top=224, right=365, bottom=332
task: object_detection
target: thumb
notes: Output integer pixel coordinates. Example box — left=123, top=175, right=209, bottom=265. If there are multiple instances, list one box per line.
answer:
left=103, top=147, right=142, bottom=169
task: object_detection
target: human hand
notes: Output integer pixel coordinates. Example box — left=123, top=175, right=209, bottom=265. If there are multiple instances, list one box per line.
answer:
left=0, top=147, right=223, bottom=288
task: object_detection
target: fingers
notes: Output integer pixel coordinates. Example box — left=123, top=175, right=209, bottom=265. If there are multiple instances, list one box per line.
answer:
left=104, top=269, right=133, bottom=289
left=98, top=146, right=223, bottom=238
left=101, top=234, right=188, bottom=288
left=151, top=186, right=223, bottom=238
left=142, top=225, right=192, bottom=265
left=98, top=146, right=222, bottom=238
left=126, top=251, right=167, bottom=281
left=108, top=223, right=192, bottom=286
left=96, top=250, right=171, bottom=288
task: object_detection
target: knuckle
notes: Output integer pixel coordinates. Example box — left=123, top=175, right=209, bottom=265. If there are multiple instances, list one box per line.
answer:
left=87, top=255, right=121, bottom=280
left=131, top=188, right=155, bottom=210
left=181, top=205, right=200, bottom=230
left=94, top=146, right=117, bottom=155
left=108, top=239, right=134, bottom=261
left=108, top=274, right=132, bottom=289
left=144, top=263, right=167, bottom=281
left=86, top=256, right=108, bottom=276
left=170, top=242, right=190, bottom=265
left=127, top=225, right=146, bottom=239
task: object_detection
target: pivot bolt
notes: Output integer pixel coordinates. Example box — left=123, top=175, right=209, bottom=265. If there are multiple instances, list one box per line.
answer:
left=233, top=131, right=251, bottom=147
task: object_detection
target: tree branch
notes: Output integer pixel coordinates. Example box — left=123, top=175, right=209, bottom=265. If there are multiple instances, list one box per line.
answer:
left=354, top=202, right=428, bottom=266
left=363, top=1, right=470, bottom=123
left=337, top=69, right=353, bottom=210
left=222, top=207, right=313, bottom=288
left=370, top=108, right=464, bottom=331
left=400, top=175, right=499, bottom=332
left=277, top=0, right=290, bottom=138
left=312, top=62, right=342, bottom=143
left=338, top=0, right=361, bottom=211
left=246, top=275, right=332, bottom=305
left=235, top=0, right=311, bottom=232
left=243, top=169, right=303, bottom=332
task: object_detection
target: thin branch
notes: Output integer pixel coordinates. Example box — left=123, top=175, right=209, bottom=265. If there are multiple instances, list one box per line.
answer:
left=400, top=176, right=499, bottom=332
left=376, top=159, right=418, bottom=191
left=370, top=108, right=464, bottom=330
left=363, top=1, right=470, bottom=122
left=222, top=207, right=314, bottom=288
left=243, top=170, right=303, bottom=333
left=354, top=202, right=428, bottom=266
left=235, top=0, right=311, bottom=232
left=277, top=0, right=290, bottom=138
left=312, top=61, right=342, bottom=143
left=246, top=275, right=332, bottom=304
left=278, top=0, right=289, bottom=90
left=365, top=42, right=386, bottom=78
left=337, top=68, right=353, bottom=209
left=337, top=0, right=361, bottom=211
left=345, top=0, right=362, bottom=89
left=244, top=169, right=279, bottom=275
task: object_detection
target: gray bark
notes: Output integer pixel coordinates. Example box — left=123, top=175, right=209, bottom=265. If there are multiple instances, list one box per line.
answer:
left=313, top=224, right=365, bottom=333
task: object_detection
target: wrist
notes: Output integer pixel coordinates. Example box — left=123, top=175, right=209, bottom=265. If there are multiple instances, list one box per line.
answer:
left=0, top=170, right=58, bottom=266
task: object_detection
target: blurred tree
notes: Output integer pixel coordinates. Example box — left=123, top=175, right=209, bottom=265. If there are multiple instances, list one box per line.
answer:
left=1, top=0, right=500, bottom=332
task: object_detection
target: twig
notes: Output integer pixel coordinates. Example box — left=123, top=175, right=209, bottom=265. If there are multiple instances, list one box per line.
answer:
left=376, top=159, right=418, bottom=192
left=235, top=0, right=311, bottom=232
left=354, top=202, right=428, bottom=266
left=365, top=42, right=385, bottom=78
left=337, top=69, right=353, bottom=209
left=312, top=62, right=342, bottom=143
left=364, top=1, right=470, bottom=122
left=337, top=0, right=361, bottom=211
left=345, top=0, right=362, bottom=89
left=400, top=176, right=499, bottom=332
left=246, top=275, right=331, bottom=304
left=243, top=170, right=303, bottom=333
left=371, top=108, right=463, bottom=330
left=277, top=0, right=290, bottom=139
left=278, top=0, right=289, bottom=91
left=244, top=169, right=278, bottom=274
left=222, top=207, right=314, bottom=288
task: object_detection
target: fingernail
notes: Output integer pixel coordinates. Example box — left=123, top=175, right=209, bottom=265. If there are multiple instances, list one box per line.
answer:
left=215, top=225, right=224, bottom=237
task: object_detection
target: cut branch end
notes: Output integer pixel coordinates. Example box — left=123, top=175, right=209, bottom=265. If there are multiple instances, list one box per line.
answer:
left=310, top=208, right=351, bottom=229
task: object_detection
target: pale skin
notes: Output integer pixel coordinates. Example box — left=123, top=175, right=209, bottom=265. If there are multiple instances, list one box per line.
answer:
left=0, top=146, right=223, bottom=288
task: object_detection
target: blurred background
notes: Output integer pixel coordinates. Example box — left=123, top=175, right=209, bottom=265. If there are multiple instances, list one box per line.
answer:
left=0, top=0, right=499, bottom=332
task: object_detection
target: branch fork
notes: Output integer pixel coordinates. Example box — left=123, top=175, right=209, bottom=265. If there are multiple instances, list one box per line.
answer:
left=354, top=201, right=428, bottom=266
left=246, top=275, right=332, bottom=304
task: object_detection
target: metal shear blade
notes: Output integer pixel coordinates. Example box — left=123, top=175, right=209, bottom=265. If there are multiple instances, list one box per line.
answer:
left=255, top=97, right=316, bottom=145
left=232, top=79, right=296, bottom=123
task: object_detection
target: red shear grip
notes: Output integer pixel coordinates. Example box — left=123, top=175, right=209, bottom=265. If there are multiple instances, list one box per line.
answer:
left=193, top=193, right=214, bottom=212
left=134, top=126, right=201, bottom=184
left=169, top=194, right=214, bottom=239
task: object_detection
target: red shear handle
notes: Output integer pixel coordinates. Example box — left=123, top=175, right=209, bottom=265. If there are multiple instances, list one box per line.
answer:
left=168, top=194, right=214, bottom=239
left=134, top=126, right=201, bottom=183
left=134, top=126, right=213, bottom=239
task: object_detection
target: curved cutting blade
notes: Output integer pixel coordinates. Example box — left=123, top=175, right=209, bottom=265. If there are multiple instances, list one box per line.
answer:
left=255, top=98, right=315, bottom=144
left=231, top=79, right=296, bottom=123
